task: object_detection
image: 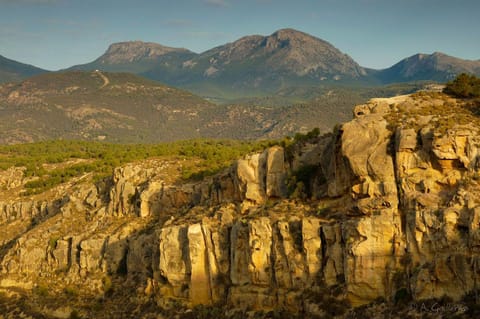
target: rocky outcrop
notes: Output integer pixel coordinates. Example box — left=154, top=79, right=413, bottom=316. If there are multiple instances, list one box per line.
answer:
left=0, top=167, right=25, bottom=190
left=0, top=200, right=50, bottom=223
left=98, top=41, right=192, bottom=64
left=236, top=145, right=288, bottom=205
left=0, top=93, right=479, bottom=317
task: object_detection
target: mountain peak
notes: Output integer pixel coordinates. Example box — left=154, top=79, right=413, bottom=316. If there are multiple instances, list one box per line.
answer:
left=260, top=29, right=313, bottom=50
left=431, top=51, right=446, bottom=57
left=379, top=51, right=480, bottom=82
left=194, top=28, right=366, bottom=84
left=271, top=28, right=308, bottom=37
left=60, top=29, right=480, bottom=94
left=101, top=41, right=191, bottom=64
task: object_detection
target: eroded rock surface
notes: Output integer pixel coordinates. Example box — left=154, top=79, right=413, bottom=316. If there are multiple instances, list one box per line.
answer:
left=0, top=92, right=479, bottom=318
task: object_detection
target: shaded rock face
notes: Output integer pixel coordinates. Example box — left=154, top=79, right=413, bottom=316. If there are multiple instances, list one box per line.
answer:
left=0, top=200, right=50, bottom=224
left=1, top=94, right=480, bottom=315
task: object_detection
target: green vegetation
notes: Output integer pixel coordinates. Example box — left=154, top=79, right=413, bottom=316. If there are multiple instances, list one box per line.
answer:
left=0, top=69, right=432, bottom=145
left=293, top=127, right=320, bottom=143
left=63, top=285, right=78, bottom=297
left=0, top=71, right=218, bottom=145
left=0, top=139, right=274, bottom=195
left=287, top=164, right=320, bottom=200
left=69, top=310, right=82, bottom=319
left=280, top=127, right=324, bottom=200
left=282, top=127, right=322, bottom=163
left=33, top=283, right=50, bottom=297
left=102, top=276, right=113, bottom=295
left=444, top=73, right=480, bottom=98
left=48, top=236, right=59, bottom=250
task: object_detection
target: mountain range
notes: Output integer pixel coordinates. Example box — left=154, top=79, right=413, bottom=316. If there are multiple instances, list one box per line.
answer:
left=1, top=29, right=479, bottom=99
left=0, top=28, right=479, bottom=144
left=0, top=54, right=47, bottom=83
left=374, top=51, right=480, bottom=83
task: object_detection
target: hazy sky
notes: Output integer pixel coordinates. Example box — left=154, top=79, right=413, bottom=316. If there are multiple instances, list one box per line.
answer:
left=0, top=0, right=478, bottom=70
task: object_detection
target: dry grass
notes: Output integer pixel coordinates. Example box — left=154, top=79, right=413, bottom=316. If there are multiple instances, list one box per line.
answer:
left=381, top=91, right=480, bottom=133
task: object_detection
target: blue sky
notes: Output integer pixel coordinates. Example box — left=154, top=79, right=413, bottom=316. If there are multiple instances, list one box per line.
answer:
left=0, top=0, right=478, bottom=70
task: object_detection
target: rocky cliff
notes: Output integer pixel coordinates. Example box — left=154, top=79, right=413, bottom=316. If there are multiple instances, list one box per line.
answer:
left=0, top=92, right=479, bottom=318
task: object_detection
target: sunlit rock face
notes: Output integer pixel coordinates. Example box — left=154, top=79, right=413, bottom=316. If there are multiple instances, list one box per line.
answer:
left=1, top=93, right=479, bottom=317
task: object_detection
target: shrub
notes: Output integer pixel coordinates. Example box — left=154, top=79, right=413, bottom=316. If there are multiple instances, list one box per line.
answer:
left=69, top=310, right=82, bottom=319
left=33, top=283, right=49, bottom=297
left=443, top=73, right=480, bottom=98
left=287, top=164, right=320, bottom=199
left=102, top=275, right=113, bottom=295
left=293, top=127, right=320, bottom=144
left=64, top=285, right=78, bottom=297
left=48, top=237, right=59, bottom=250
left=394, top=287, right=412, bottom=305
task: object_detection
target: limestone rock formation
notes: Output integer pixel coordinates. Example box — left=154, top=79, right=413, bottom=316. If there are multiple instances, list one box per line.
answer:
left=0, top=92, right=478, bottom=318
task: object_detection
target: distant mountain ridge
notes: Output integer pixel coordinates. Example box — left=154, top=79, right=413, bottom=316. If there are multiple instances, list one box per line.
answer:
left=0, top=55, right=47, bottom=83
left=99, top=41, right=192, bottom=64
left=2, top=28, right=479, bottom=97
left=376, top=52, right=480, bottom=83
left=70, top=41, right=197, bottom=76
left=71, top=29, right=369, bottom=95
left=182, top=28, right=366, bottom=79
left=69, top=29, right=480, bottom=97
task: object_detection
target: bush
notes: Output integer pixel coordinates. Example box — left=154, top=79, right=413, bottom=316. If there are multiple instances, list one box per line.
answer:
left=69, top=310, right=82, bottom=319
left=293, top=127, right=320, bottom=144
left=33, top=283, right=50, bottom=297
left=444, top=73, right=480, bottom=98
left=287, top=164, right=320, bottom=199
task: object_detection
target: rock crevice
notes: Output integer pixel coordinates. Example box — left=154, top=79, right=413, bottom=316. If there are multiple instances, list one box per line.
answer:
left=1, top=93, right=480, bottom=315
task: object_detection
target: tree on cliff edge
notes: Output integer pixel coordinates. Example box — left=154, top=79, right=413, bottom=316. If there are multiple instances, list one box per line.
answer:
left=443, top=73, right=480, bottom=98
